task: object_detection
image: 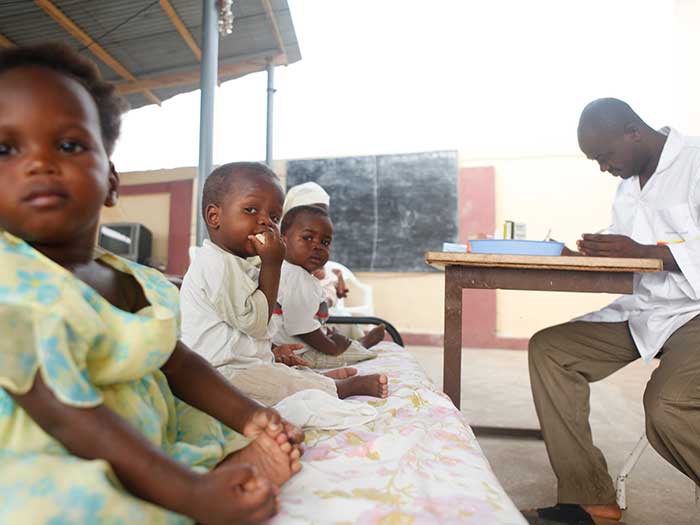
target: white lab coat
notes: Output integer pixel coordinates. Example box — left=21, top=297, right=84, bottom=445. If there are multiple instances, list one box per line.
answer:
left=575, top=128, right=700, bottom=361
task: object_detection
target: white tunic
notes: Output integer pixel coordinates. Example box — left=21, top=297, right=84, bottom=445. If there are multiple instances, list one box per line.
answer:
left=180, top=240, right=274, bottom=369
left=576, top=128, right=700, bottom=361
left=270, top=261, right=327, bottom=354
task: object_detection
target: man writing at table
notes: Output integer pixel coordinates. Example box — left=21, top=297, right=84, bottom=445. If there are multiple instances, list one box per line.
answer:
left=525, top=98, right=700, bottom=525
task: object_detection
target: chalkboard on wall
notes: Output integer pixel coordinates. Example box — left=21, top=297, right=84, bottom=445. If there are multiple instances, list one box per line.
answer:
left=286, top=150, right=458, bottom=272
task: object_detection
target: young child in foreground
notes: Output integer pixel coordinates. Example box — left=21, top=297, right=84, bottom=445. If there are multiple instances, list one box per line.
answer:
left=270, top=205, right=385, bottom=369
left=0, top=44, right=303, bottom=525
left=179, top=163, right=389, bottom=405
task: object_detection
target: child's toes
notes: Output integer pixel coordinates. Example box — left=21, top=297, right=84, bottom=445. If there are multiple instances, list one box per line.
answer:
left=379, top=376, right=389, bottom=397
left=291, top=459, right=302, bottom=473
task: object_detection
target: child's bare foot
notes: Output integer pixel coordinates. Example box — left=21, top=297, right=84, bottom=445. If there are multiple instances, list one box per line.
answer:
left=360, top=324, right=385, bottom=348
left=218, top=431, right=301, bottom=487
left=336, top=374, right=388, bottom=399
left=323, top=367, right=357, bottom=379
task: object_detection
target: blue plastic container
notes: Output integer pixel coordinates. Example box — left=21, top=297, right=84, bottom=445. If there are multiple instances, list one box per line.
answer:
left=469, top=239, right=564, bottom=256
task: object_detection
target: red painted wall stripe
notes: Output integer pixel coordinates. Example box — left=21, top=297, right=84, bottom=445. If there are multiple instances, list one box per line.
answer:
left=458, top=167, right=528, bottom=350
left=119, top=180, right=193, bottom=276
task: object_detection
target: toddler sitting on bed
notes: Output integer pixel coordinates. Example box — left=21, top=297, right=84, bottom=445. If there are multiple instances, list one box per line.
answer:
left=271, top=205, right=384, bottom=369
left=0, top=43, right=302, bottom=525
left=283, top=182, right=384, bottom=342
left=179, top=162, right=388, bottom=406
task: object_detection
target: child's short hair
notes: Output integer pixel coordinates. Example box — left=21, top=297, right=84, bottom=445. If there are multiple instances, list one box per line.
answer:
left=201, top=162, right=279, bottom=219
left=0, top=42, right=128, bottom=155
left=280, top=205, right=330, bottom=235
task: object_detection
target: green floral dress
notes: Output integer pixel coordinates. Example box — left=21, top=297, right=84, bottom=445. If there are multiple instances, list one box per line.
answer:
left=0, top=231, right=249, bottom=525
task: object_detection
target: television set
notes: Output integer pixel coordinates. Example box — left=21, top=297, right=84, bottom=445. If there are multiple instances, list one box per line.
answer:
left=98, top=222, right=153, bottom=264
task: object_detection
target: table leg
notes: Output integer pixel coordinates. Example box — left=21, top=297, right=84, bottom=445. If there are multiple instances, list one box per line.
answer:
left=442, top=266, right=544, bottom=440
left=443, top=266, right=463, bottom=408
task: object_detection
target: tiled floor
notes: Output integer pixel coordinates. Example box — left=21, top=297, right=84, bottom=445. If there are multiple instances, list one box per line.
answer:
left=407, top=346, right=699, bottom=525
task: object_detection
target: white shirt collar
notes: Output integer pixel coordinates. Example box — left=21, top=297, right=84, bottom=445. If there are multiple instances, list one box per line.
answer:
left=653, top=127, right=684, bottom=177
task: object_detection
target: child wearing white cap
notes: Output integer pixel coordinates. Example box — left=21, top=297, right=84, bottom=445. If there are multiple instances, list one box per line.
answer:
left=272, top=201, right=386, bottom=368
left=282, top=182, right=379, bottom=341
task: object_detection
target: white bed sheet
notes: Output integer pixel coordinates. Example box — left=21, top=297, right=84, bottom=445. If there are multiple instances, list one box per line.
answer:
left=270, top=342, right=527, bottom=525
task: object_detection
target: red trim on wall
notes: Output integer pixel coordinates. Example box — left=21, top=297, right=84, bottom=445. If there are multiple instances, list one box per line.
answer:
left=402, top=333, right=445, bottom=347
left=457, top=167, right=528, bottom=350
left=119, top=180, right=193, bottom=275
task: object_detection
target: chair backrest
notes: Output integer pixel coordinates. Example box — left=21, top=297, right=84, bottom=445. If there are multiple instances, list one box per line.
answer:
left=324, top=260, right=374, bottom=316
left=189, top=246, right=200, bottom=264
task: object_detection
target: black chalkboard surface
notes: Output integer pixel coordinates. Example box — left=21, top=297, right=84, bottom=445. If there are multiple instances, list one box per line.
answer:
left=286, top=150, right=458, bottom=272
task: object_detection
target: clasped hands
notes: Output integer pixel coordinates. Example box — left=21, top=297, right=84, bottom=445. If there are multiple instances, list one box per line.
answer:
left=570, top=234, right=648, bottom=258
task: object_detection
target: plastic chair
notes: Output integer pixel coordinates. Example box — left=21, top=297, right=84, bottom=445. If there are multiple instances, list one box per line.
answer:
left=616, top=432, right=700, bottom=511
left=327, top=315, right=404, bottom=347
left=189, top=246, right=200, bottom=264
left=325, top=260, right=374, bottom=316
left=616, top=352, right=700, bottom=512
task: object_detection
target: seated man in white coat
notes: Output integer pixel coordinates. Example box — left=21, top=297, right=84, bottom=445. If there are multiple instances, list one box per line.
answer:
left=524, top=98, right=700, bottom=525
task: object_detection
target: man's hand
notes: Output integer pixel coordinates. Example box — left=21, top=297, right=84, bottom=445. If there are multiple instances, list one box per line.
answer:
left=272, top=344, right=311, bottom=367
left=548, top=238, right=579, bottom=256
left=577, top=234, right=648, bottom=258
left=561, top=246, right=581, bottom=256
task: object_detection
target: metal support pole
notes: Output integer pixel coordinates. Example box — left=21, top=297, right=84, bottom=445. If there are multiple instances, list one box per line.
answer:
left=196, top=0, right=219, bottom=244
left=265, top=59, right=275, bottom=166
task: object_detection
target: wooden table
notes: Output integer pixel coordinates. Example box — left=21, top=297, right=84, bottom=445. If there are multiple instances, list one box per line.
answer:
left=425, top=251, right=663, bottom=439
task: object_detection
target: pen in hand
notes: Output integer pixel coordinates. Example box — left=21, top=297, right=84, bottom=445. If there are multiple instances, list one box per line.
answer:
left=576, top=225, right=613, bottom=255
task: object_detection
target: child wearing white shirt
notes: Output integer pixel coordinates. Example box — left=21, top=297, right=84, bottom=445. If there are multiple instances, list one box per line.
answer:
left=284, top=181, right=379, bottom=341
left=180, top=163, right=388, bottom=405
left=271, top=205, right=385, bottom=369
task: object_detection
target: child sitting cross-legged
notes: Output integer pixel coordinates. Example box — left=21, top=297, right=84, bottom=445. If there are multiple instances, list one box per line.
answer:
left=271, top=205, right=384, bottom=369
left=0, top=43, right=303, bottom=525
left=283, top=181, right=385, bottom=342
left=180, top=162, right=389, bottom=407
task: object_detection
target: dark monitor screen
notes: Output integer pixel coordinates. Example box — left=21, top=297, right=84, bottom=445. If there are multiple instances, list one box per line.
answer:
left=99, top=225, right=134, bottom=256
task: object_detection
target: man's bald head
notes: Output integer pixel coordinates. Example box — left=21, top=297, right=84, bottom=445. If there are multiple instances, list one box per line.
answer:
left=577, top=98, right=660, bottom=180
left=578, top=98, right=649, bottom=144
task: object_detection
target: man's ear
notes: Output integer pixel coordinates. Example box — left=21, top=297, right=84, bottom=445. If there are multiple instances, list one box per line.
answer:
left=205, top=203, right=221, bottom=230
left=624, top=122, right=642, bottom=142
left=105, top=162, right=120, bottom=207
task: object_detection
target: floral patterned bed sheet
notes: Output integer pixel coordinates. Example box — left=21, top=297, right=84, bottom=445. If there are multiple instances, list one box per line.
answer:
left=271, top=342, right=527, bottom=525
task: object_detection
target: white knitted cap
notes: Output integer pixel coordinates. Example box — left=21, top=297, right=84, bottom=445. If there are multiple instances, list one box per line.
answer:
left=282, top=182, right=330, bottom=217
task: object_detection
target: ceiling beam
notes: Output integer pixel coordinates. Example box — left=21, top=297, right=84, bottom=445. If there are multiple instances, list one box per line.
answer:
left=159, top=0, right=201, bottom=61
left=0, top=33, right=14, bottom=48
left=34, top=0, right=161, bottom=105
left=260, top=0, right=288, bottom=65
left=115, top=54, right=286, bottom=95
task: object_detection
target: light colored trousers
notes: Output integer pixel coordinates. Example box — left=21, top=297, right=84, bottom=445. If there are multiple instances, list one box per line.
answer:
left=529, top=316, right=700, bottom=504
left=219, top=363, right=337, bottom=406
left=300, top=340, right=377, bottom=369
